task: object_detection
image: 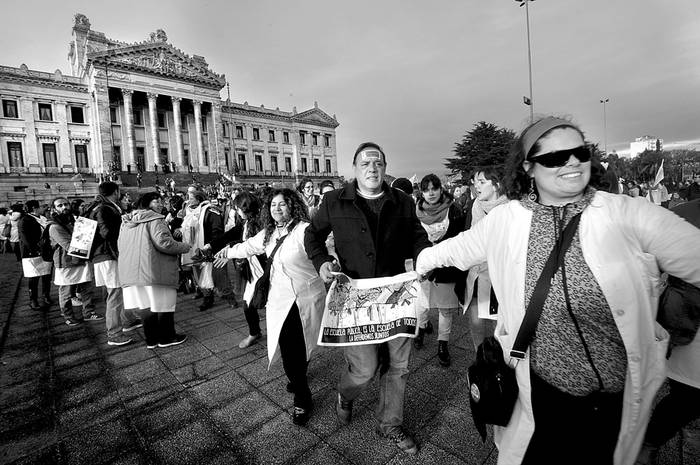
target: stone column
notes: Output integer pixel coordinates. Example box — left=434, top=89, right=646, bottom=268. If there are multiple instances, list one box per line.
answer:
left=211, top=102, right=222, bottom=172
left=171, top=96, right=184, bottom=168
left=147, top=92, right=159, bottom=170
left=121, top=89, right=135, bottom=170
left=193, top=100, right=204, bottom=169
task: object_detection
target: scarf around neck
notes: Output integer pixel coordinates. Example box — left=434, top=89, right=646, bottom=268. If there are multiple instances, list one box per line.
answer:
left=471, top=195, right=509, bottom=226
left=416, top=196, right=451, bottom=225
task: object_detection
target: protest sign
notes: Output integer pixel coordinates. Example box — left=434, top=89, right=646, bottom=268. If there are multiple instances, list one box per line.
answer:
left=67, top=216, right=97, bottom=259
left=318, top=271, right=419, bottom=347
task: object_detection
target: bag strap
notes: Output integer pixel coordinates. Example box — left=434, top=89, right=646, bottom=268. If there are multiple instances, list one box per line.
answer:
left=262, top=220, right=297, bottom=275
left=510, top=212, right=582, bottom=359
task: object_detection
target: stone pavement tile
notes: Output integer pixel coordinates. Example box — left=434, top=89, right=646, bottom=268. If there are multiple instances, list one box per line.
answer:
left=112, top=357, right=170, bottom=385
left=303, top=386, right=344, bottom=439
left=0, top=360, right=48, bottom=387
left=159, top=342, right=213, bottom=370
left=3, top=445, right=60, bottom=465
left=106, top=450, right=153, bottom=465
left=119, top=374, right=185, bottom=410
left=218, top=348, right=263, bottom=369
left=186, top=321, right=235, bottom=341
left=57, top=392, right=124, bottom=431
left=238, top=412, right=321, bottom=464
left=53, top=348, right=102, bottom=371
left=59, top=377, right=113, bottom=409
left=307, top=349, right=345, bottom=385
left=191, top=370, right=252, bottom=408
left=325, top=406, right=399, bottom=464
left=292, top=440, right=350, bottom=465
left=402, top=385, right=445, bottom=434
left=0, top=379, right=42, bottom=406
left=176, top=313, right=218, bottom=329
left=61, top=415, right=138, bottom=464
left=132, top=393, right=204, bottom=439
left=150, top=420, right=231, bottom=465
left=236, top=356, right=285, bottom=387
left=258, top=372, right=330, bottom=411
left=55, top=360, right=104, bottom=389
left=51, top=338, right=94, bottom=357
left=172, top=355, right=232, bottom=386
left=210, top=389, right=281, bottom=437
left=104, top=344, right=158, bottom=369
left=0, top=404, right=55, bottom=462
left=407, top=355, right=468, bottom=402
left=386, top=440, right=478, bottom=465
left=199, top=332, right=242, bottom=354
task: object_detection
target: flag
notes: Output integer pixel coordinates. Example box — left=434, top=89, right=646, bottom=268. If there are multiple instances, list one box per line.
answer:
left=409, top=174, right=417, bottom=185
left=653, top=159, right=664, bottom=187
left=523, top=96, right=532, bottom=106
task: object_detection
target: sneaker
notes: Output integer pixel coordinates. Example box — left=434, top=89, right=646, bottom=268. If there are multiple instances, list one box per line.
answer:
left=122, top=320, right=143, bottom=333
left=292, top=405, right=312, bottom=426
left=65, top=318, right=82, bottom=326
left=107, top=334, right=132, bottom=346
left=336, top=393, right=353, bottom=425
left=198, top=296, right=214, bottom=312
left=377, top=426, right=418, bottom=455
left=146, top=343, right=158, bottom=349
left=238, top=333, right=261, bottom=348
left=158, top=334, right=188, bottom=348
left=438, top=341, right=451, bottom=367
left=84, top=312, right=104, bottom=321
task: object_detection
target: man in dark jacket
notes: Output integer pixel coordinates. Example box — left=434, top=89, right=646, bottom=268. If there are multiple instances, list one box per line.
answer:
left=86, top=182, right=141, bottom=346
left=18, top=199, right=52, bottom=309
left=304, top=142, right=431, bottom=455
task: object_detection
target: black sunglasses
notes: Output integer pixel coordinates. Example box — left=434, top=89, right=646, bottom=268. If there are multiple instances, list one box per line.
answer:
left=528, top=145, right=591, bottom=168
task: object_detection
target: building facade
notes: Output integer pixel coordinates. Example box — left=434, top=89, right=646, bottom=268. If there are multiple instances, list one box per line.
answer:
left=0, top=13, right=340, bottom=203
left=629, top=135, right=663, bottom=159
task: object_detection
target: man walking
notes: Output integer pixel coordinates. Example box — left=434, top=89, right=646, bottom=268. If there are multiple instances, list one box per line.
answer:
left=48, top=197, right=102, bottom=326
left=305, top=142, right=430, bottom=454
left=18, top=200, right=52, bottom=309
left=86, top=182, right=141, bottom=345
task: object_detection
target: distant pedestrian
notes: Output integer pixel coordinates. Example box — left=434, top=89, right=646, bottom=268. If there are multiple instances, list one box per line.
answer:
left=18, top=200, right=52, bottom=310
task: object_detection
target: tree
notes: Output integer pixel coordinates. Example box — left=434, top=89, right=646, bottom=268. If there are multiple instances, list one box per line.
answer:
left=445, top=122, right=516, bottom=182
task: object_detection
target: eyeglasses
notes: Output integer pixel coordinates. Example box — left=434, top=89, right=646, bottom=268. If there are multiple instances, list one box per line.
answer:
left=55, top=203, right=69, bottom=207
left=528, top=145, right=591, bottom=168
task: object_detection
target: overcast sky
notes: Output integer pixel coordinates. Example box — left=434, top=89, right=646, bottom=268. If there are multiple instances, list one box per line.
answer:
left=2, top=0, right=699, bottom=178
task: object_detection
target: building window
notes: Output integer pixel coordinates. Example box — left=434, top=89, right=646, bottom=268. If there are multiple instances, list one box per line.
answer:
left=7, top=142, right=23, bottom=167
left=268, top=130, right=275, bottom=142
left=136, top=147, right=146, bottom=170
left=300, top=132, right=307, bottom=146
left=110, top=107, right=118, bottom=124
left=312, top=133, right=318, bottom=146
left=223, top=123, right=229, bottom=137
left=42, top=143, right=58, bottom=168
left=236, top=125, right=244, bottom=138
left=301, top=158, right=308, bottom=172
left=38, top=103, right=53, bottom=121
left=113, top=146, right=122, bottom=167
left=285, top=157, right=292, bottom=172
left=224, top=149, right=230, bottom=171
left=75, top=144, right=89, bottom=168
left=270, top=155, right=278, bottom=172
left=201, top=116, right=208, bottom=133
left=255, top=154, right=263, bottom=171
left=180, top=113, right=187, bottom=129
left=313, top=158, right=320, bottom=173
left=69, top=106, right=84, bottom=124
left=2, top=99, right=18, bottom=118
left=203, top=150, right=209, bottom=165
left=253, top=128, right=260, bottom=141
left=238, top=153, right=247, bottom=171
left=283, top=131, right=290, bottom=143
left=157, top=112, right=167, bottom=129
left=326, top=159, right=332, bottom=173
left=324, top=134, right=331, bottom=147
left=133, top=108, right=143, bottom=126
left=182, top=148, right=189, bottom=168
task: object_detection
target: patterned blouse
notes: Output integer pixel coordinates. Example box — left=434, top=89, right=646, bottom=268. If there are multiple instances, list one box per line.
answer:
left=521, top=188, right=627, bottom=396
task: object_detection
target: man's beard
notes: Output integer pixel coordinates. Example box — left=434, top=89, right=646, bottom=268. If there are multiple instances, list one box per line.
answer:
left=54, top=211, right=73, bottom=225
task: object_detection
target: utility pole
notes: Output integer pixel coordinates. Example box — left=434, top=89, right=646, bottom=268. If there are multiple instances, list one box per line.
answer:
left=600, top=98, right=610, bottom=155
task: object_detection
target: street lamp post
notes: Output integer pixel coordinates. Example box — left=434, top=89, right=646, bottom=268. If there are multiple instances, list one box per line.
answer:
left=516, top=0, right=535, bottom=123
left=600, top=98, right=609, bottom=155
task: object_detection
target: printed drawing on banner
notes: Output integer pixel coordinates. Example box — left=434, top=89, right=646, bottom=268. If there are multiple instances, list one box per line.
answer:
left=318, top=271, right=420, bottom=347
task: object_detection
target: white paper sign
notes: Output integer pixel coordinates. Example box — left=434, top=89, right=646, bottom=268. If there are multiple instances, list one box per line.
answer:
left=67, top=216, right=98, bottom=259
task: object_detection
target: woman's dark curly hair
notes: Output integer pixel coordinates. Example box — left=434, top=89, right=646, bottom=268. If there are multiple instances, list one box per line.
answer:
left=417, top=173, right=453, bottom=210
left=504, top=116, right=601, bottom=200
left=137, top=191, right=162, bottom=210
left=260, top=188, right=310, bottom=246
left=233, top=191, right=263, bottom=237
left=472, top=167, right=506, bottom=197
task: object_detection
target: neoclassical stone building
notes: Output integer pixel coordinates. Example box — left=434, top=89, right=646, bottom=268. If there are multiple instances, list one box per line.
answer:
left=0, top=14, right=340, bottom=203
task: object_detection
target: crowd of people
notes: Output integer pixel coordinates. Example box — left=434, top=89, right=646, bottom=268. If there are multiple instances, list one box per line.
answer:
left=2, top=115, right=700, bottom=464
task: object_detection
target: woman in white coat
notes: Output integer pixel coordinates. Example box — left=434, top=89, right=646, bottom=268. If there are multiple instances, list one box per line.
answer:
left=416, top=116, right=700, bottom=465
left=215, top=188, right=325, bottom=426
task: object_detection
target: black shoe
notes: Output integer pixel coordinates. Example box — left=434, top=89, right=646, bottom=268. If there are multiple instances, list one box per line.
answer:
left=438, top=341, right=451, bottom=367
left=413, top=328, right=425, bottom=350
left=292, top=405, right=312, bottom=426
left=192, top=290, right=203, bottom=300
left=377, top=426, right=418, bottom=454
left=336, top=393, right=352, bottom=425
left=158, top=334, right=188, bottom=348
left=198, top=296, right=214, bottom=311
left=425, top=320, right=433, bottom=334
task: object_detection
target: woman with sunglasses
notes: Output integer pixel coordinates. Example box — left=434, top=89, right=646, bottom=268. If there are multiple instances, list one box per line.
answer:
left=416, top=116, right=700, bottom=464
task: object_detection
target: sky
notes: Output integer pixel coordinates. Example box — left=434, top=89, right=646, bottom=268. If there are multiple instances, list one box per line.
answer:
left=2, top=0, right=699, bottom=179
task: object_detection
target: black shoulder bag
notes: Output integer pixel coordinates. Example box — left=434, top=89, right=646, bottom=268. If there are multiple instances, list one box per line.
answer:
left=248, top=221, right=297, bottom=311
left=467, top=212, right=582, bottom=442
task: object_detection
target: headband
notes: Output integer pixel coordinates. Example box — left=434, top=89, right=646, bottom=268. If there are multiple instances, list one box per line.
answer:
left=522, top=117, right=577, bottom=159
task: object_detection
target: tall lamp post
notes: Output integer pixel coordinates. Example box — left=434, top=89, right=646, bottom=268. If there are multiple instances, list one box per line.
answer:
left=600, top=98, right=609, bottom=155
left=515, top=0, right=535, bottom=123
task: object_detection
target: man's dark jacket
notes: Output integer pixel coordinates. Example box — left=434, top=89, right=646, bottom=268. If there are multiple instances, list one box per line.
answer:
left=85, top=195, right=122, bottom=264
left=305, top=181, right=431, bottom=279
left=18, top=213, right=42, bottom=258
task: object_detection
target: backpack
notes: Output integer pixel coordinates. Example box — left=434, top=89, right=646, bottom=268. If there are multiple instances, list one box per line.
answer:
left=39, top=224, right=56, bottom=262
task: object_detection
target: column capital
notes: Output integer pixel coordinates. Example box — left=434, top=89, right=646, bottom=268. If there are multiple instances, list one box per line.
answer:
left=171, top=96, right=182, bottom=103
left=121, top=88, right=134, bottom=97
left=193, top=99, right=203, bottom=106
left=147, top=92, right=158, bottom=101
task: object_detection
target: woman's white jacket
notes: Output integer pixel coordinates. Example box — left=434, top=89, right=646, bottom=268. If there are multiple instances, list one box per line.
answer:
left=416, top=191, right=700, bottom=465
left=226, top=221, right=325, bottom=368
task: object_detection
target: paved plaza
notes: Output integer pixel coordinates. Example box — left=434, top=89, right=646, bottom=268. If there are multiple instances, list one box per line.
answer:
left=0, top=252, right=697, bottom=464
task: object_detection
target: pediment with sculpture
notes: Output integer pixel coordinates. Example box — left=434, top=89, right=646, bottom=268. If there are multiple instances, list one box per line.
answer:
left=293, top=108, right=339, bottom=128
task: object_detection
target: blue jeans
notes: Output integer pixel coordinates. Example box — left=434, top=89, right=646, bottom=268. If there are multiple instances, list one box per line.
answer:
left=105, top=287, right=139, bottom=338
left=337, top=337, right=411, bottom=433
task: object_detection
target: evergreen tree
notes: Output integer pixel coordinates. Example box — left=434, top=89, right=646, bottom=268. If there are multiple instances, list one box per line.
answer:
left=445, top=122, right=516, bottom=182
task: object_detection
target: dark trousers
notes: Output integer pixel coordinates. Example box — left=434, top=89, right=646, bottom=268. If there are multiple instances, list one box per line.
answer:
left=522, top=371, right=624, bottom=465
left=279, top=303, right=311, bottom=409
left=645, top=379, right=700, bottom=447
left=139, top=310, right=176, bottom=345
left=12, top=242, right=21, bottom=262
left=28, top=274, right=52, bottom=300
left=242, top=302, right=261, bottom=336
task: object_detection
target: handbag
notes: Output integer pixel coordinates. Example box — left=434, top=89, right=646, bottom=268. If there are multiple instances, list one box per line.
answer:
left=657, top=274, right=700, bottom=354
left=248, top=221, right=297, bottom=311
left=467, top=212, right=582, bottom=441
